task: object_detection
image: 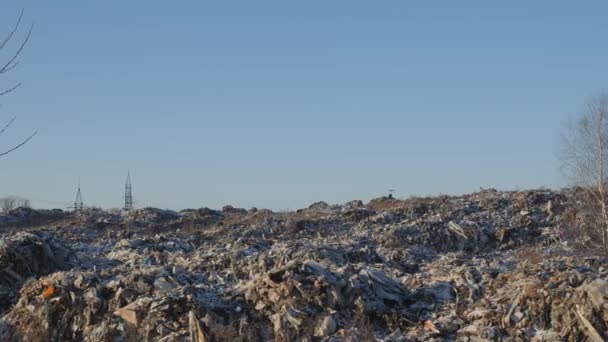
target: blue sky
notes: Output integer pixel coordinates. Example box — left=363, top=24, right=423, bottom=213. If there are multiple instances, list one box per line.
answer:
left=0, top=1, right=606, bottom=210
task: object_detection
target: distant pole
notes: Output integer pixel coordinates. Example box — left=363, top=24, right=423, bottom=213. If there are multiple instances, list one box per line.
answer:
left=124, top=171, right=133, bottom=211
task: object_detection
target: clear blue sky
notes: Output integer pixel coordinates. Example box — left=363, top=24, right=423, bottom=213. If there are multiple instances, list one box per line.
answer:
left=0, top=1, right=605, bottom=210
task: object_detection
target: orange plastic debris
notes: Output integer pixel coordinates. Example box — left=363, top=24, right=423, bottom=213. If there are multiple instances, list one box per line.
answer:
left=42, top=285, right=55, bottom=299
left=424, top=320, right=440, bottom=334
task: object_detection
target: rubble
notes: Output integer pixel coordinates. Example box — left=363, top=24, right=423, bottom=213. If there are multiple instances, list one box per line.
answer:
left=0, top=188, right=606, bottom=341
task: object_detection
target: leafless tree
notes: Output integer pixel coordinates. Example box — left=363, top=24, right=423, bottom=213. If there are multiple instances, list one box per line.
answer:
left=561, top=93, right=608, bottom=252
left=0, top=10, right=37, bottom=156
left=0, top=196, right=31, bottom=212
left=0, top=196, right=16, bottom=212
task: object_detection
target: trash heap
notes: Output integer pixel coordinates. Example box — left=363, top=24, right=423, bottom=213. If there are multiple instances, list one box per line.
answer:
left=237, top=259, right=413, bottom=340
left=1, top=188, right=608, bottom=341
left=452, top=257, right=608, bottom=341
left=0, top=232, right=78, bottom=314
left=0, top=267, right=249, bottom=341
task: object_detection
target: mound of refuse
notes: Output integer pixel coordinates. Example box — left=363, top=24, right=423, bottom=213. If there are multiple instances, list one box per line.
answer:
left=1, top=188, right=608, bottom=341
left=237, top=259, right=412, bottom=340
left=0, top=264, right=265, bottom=341
left=0, top=232, right=78, bottom=314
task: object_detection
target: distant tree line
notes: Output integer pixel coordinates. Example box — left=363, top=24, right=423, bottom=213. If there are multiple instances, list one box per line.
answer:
left=0, top=196, right=30, bottom=212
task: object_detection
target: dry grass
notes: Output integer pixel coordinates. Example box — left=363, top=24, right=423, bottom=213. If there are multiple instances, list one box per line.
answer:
left=344, top=309, right=375, bottom=342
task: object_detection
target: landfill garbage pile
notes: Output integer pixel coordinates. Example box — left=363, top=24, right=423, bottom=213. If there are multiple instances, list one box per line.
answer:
left=0, top=267, right=255, bottom=342
left=0, top=232, right=79, bottom=314
left=1, top=188, right=608, bottom=341
left=236, top=259, right=414, bottom=341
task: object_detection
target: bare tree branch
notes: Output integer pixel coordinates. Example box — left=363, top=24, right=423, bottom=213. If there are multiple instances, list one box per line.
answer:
left=0, top=116, right=16, bottom=136
left=560, top=93, right=608, bottom=253
left=0, top=130, right=37, bottom=157
left=0, top=22, right=33, bottom=74
left=0, top=9, right=23, bottom=50
left=0, top=11, right=36, bottom=158
left=0, top=83, right=21, bottom=97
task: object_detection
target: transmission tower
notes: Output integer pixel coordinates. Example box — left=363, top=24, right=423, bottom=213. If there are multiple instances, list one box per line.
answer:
left=124, top=171, right=133, bottom=211
left=73, top=183, right=84, bottom=211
